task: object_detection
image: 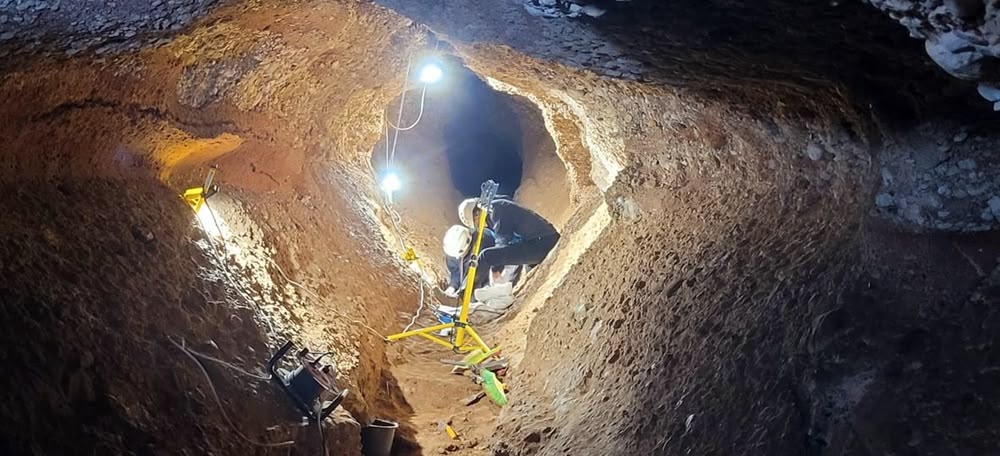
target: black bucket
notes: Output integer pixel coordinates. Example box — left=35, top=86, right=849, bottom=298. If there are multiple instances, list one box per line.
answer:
left=361, top=419, right=398, bottom=456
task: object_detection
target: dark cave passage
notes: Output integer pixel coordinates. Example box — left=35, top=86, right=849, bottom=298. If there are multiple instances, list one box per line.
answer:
left=439, top=67, right=525, bottom=197
left=445, top=128, right=524, bottom=198
left=373, top=60, right=527, bottom=198
left=370, top=59, right=568, bottom=276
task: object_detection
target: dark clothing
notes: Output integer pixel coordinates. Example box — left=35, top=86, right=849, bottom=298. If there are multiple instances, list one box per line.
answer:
left=489, top=199, right=558, bottom=244
left=445, top=228, right=496, bottom=291
left=479, top=199, right=560, bottom=273
left=479, top=233, right=559, bottom=273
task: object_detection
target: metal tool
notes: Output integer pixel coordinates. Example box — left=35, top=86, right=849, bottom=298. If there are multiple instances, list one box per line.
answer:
left=386, top=180, right=502, bottom=353
left=267, top=341, right=348, bottom=422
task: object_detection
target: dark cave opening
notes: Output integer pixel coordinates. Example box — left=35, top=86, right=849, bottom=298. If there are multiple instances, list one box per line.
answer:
left=371, top=58, right=533, bottom=207
left=432, top=62, right=526, bottom=198
left=370, top=58, right=568, bottom=275
left=444, top=122, right=524, bottom=198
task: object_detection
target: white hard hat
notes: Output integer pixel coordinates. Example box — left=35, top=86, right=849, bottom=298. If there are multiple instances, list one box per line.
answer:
left=458, top=198, right=478, bottom=228
left=443, top=225, right=473, bottom=258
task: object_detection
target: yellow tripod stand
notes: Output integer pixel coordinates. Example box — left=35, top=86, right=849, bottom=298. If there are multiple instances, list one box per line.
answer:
left=385, top=181, right=500, bottom=353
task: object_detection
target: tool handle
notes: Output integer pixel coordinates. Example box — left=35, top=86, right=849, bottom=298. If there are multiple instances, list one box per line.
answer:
left=267, top=341, right=294, bottom=377
left=320, top=389, right=349, bottom=420
left=203, top=166, right=218, bottom=190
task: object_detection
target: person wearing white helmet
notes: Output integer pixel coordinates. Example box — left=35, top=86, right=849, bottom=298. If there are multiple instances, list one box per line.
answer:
left=438, top=223, right=516, bottom=327
left=457, top=193, right=513, bottom=228
left=441, top=224, right=496, bottom=298
left=458, top=197, right=559, bottom=278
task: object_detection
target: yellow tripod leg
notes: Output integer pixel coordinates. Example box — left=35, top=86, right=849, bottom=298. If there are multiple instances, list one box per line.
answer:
left=383, top=188, right=497, bottom=353
left=416, top=330, right=460, bottom=350
left=455, top=208, right=491, bottom=347
left=461, top=325, right=490, bottom=352
left=386, top=322, right=453, bottom=341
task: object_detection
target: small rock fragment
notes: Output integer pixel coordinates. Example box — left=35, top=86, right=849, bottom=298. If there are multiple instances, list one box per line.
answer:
left=968, top=185, right=988, bottom=196
left=581, top=4, right=606, bottom=17
left=875, top=193, right=895, bottom=208
left=131, top=226, right=155, bottom=242
left=805, top=143, right=824, bottom=161
left=573, top=301, right=589, bottom=324
left=978, top=82, right=1000, bottom=102
left=988, top=196, right=1000, bottom=219
left=925, top=31, right=984, bottom=80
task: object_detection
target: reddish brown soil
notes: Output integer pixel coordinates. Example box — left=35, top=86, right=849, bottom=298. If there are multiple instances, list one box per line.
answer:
left=0, top=1, right=998, bottom=456
left=0, top=1, right=433, bottom=453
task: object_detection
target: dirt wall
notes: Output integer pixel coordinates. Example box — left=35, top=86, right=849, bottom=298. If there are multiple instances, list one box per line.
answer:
left=0, top=0, right=999, bottom=455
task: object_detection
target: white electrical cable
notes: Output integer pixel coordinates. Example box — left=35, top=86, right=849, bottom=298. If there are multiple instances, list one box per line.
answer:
left=168, top=337, right=296, bottom=448
left=402, top=276, right=427, bottom=333
left=385, top=85, right=428, bottom=132
left=173, top=338, right=272, bottom=381
left=199, top=198, right=278, bottom=340
left=383, top=121, right=391, bottom=171
left=388, top=55, right=412, bottom=166
left=380, top=42, right=448, bottom=333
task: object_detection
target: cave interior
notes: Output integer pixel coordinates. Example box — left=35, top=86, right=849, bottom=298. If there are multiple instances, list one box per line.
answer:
left=0, top=0, right=999, bottom=455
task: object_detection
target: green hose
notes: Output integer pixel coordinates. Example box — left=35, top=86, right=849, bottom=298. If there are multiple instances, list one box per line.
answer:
left=480, top=370, right=508, bottom=407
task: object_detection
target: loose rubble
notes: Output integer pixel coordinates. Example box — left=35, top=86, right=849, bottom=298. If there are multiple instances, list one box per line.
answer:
left=865, top=0, right=1000, bottom=106
left=874, top=122, right=1000, bottom=232
left=522, top=0, right=624, bottom=19
left=514, top=0, right=646, bottom=80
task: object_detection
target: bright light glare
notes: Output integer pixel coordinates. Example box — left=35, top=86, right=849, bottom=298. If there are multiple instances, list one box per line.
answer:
left=381, top=173, right=402, bottom=195
left=196, top=204, right=228, bottom=239
left=418, top=63, right=443, bottom=84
